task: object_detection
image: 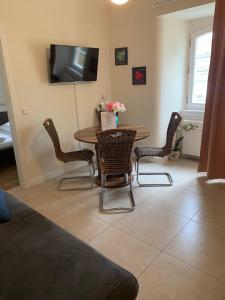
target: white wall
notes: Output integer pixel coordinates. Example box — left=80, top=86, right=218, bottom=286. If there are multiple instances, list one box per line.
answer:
left=0, top=0, right=112, bottom=186
left=155, top=17, right=189, bottom=146
left=188, top=16, right=214, bottom=34
left=109, top=0, right=214, bottom=148
left=0, top=0, right=215, bottom=186
left=0, top=56, right=7, bottom=111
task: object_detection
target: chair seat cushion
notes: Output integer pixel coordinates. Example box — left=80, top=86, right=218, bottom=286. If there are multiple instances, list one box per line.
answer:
left=62, top=149, right=94, bottom=162
left=134, top=146, right=168, bottom=159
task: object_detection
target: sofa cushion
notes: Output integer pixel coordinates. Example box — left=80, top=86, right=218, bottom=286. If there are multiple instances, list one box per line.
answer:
left=2, top=191, right=34, bottom=223
left=0, top=191, right=10, bottom=223
left=0, top=193, right=139, bottom=300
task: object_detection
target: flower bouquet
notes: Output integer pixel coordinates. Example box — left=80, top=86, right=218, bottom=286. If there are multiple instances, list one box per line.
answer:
left=97, top=101, right=126, bottom=130
left=97, top=101, right=126, bottom=113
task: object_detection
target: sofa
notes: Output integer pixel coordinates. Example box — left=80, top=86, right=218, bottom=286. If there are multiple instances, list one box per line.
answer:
left=0, top=191, right=139, bottom=300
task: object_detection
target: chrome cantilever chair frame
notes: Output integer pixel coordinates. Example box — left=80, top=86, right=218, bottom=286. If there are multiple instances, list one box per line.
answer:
left=96, top=129, right=136, bottom=213
left=99, top=172, right=135, bottom=213
left=134, top=112, right=182, bottom=187
left=57, top=162, right=95, bottom=191
left=136, top=158, right=173, bottom=187
left=43, top=118, right=95, bottom=191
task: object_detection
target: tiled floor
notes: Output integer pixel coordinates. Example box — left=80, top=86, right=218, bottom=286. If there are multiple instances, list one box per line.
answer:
left=8, top=158, right=225, bottom=299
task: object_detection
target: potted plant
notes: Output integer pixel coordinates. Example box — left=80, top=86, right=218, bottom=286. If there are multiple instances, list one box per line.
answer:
left=170, top=136, right=184, bottom=160
left=170, top=122, right=198, bottom=160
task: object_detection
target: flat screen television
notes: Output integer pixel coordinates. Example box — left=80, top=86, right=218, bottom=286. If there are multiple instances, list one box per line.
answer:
left=49, top=44, right=99, bottom=83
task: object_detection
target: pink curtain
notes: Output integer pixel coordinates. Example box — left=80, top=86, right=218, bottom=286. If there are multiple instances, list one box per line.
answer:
left=198, top=0, right=225, bottom=179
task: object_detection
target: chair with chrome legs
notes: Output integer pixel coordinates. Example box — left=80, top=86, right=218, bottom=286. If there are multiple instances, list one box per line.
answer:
left=43, top=119, right=95, bottom=190
left=96, top=129, right=136, bottom=213
left=134, top=112, right=182, bottom=187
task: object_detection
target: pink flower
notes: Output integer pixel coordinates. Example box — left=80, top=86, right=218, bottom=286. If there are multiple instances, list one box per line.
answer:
left=105, top=101, right=126, bottom=113
left=105, top=102, right=114, bottom=112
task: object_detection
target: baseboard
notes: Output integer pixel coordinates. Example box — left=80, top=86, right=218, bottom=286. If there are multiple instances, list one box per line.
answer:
left=28, top=168, right=64, bottom=187
left=181, top=154, right=200, bottom=160
left=27, top=161, right=88, bottom=187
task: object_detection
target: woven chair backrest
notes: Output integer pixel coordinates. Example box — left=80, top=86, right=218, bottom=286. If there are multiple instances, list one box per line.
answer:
left=96, top=129, right=136, bottom=175
left=43, top=118, right=63, bottom=161
left=165, top=112, right=182, bottom=153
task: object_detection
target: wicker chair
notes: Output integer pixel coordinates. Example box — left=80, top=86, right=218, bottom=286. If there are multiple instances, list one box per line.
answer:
left=43, top=119, right=95, bottom=190
left=134, top=112, right=182, bottom=187
left=96, top=129, right=136, bottom=213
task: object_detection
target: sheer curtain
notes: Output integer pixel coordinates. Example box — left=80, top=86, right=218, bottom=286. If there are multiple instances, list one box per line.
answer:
left=198, top=0, right=225, bottom=179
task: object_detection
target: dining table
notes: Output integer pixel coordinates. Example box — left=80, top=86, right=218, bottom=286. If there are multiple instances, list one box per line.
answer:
left=74, top=124, right=150, bottom=187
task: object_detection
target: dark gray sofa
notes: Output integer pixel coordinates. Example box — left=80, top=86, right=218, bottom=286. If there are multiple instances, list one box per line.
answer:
left=0, top=191, right=139, bottom=300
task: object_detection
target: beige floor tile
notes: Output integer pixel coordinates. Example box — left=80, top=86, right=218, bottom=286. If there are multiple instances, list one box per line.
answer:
left=90, top=227, right=159, bottom=277
left=61, top=187, right=99, bottom=207
left=26, top=193, right=73, bottom=220
left=137, top=253, right=225, bottom=300
left=63, top=186, right=145, bottom=225
left=37, top=168, right=93, bottom=195
left=145, top=186, right=209, bottom=218
left=137, top=159, right=198, bottom=187
left=173, top=158, right=198, bottom=169
left=165, top=221, right=225, bottom=283
left=116, top=201, right=189, bottom=250
left=8, top=185, right=46, bottom=202
left=75, top=195, right=128, bottom=225
left=193, top=188, right=225, bottom=232
left=178, top=176, right=219, bottom=197
left=172, top=170, right=200, bottom=185
left=56, top=208, right=110, bottom=242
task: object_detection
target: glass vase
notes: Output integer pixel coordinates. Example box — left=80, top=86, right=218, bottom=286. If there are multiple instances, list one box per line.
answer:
left=116, top=112, right=119, bottom=127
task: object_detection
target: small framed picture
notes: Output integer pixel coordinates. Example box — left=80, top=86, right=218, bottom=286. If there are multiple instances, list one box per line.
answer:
left=132, top=67, right=146, bottom=85
left=115, top=47, right=128, bottom=65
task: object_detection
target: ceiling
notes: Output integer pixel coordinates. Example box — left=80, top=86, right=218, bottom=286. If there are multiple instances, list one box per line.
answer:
left=163, top=2, right=215, bottom=20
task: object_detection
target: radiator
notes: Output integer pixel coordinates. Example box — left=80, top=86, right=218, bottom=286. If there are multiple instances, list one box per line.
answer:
left=182, top=120, right=203, bottom=158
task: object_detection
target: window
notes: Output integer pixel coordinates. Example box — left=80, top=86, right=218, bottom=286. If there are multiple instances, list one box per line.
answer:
left=188, top=28, right=213, bottom=110
left=73, top=48, right=87, bottom=70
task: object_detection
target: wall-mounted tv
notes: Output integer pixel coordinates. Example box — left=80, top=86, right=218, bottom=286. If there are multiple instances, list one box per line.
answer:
left=49, top=44, right=99, bottom=83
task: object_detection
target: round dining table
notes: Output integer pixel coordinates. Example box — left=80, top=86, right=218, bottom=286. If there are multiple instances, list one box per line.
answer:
left=74, top=124, right=150, bottom=186
left=74, top=124, right=149, bottom=144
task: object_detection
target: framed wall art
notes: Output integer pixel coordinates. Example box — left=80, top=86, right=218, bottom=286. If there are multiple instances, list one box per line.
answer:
left=132, top=66, right=146, bottom=85
left=115, top=47, right=128, bottom=65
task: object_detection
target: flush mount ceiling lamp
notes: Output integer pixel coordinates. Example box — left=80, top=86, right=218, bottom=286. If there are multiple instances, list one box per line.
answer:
left=111, top=0, right=129, bottom=5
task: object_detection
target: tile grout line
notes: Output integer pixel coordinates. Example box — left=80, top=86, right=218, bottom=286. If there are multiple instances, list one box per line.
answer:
left=164, top=252, right=225, bottom=286
left=112, top=223, right=167, bottom=253
left=161, top=218, right=193, bottom=252
left=136, top=250, right=163, bottom=279
left=190, top=188, right=220, bottom=221
left=187, top=219, right=225, bottom=236
left=87, top=224, right=113, bottom=244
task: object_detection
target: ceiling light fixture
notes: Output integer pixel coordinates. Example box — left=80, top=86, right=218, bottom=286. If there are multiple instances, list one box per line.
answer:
left=111, top=0, right=129, bottom=5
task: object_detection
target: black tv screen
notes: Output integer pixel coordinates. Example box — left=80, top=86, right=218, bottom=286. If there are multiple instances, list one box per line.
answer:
left=49, top=45, right=99, bottom=83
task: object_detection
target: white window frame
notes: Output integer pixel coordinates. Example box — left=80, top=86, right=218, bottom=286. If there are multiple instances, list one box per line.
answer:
left=73, top=47, right=87, bottom=70
left=187, top=26, right=212, bottom=110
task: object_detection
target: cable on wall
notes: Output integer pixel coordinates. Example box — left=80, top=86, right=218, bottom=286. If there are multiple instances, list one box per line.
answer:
left=152, top=0, right=178, bottom=8
left=73, top=83, right=81, bottom=150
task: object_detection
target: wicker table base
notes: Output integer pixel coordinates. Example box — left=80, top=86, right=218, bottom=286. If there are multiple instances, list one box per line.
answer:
left=74, top=124, right=149, bottom=188
left=95, top=174, right=133, bottom=188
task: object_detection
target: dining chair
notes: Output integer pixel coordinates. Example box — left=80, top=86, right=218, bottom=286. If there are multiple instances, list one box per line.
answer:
left=96, top=129, right=136, bottom=213
left=43, top=119, right=95, bottom=190
left=134, top=112, right=182, bottom=187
